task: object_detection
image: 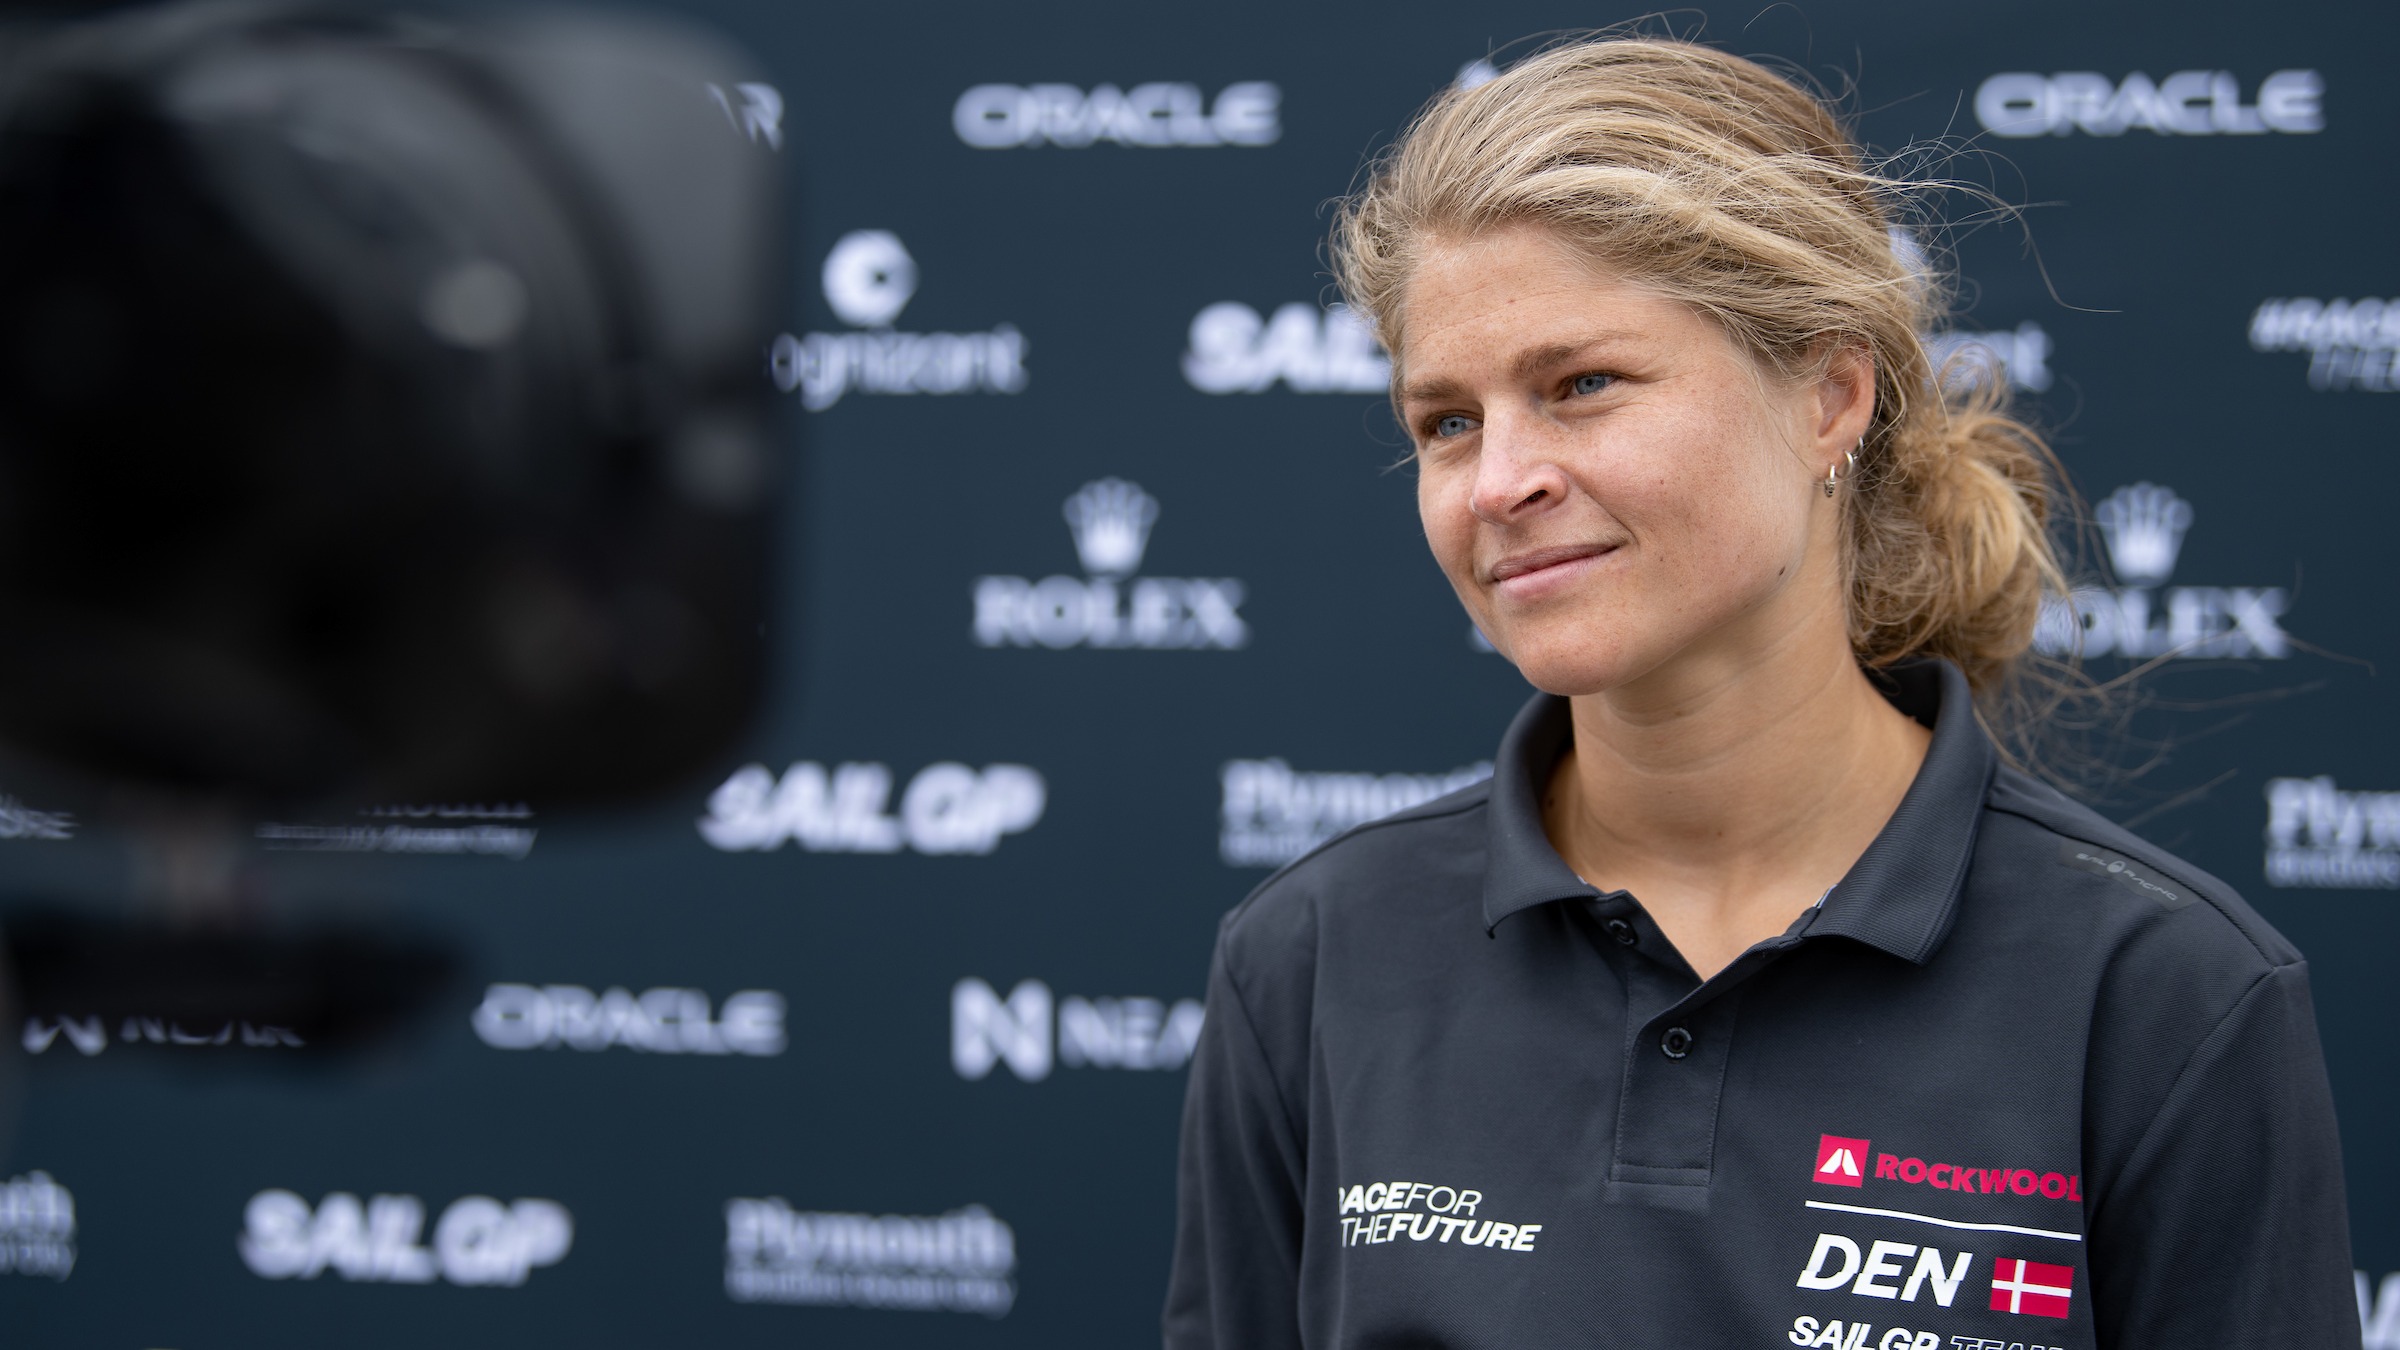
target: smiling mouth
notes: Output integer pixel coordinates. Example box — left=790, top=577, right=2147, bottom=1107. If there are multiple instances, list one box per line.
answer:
left=1488, top=544, right=1616, bottom=584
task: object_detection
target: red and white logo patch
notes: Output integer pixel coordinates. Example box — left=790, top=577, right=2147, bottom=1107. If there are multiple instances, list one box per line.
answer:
left=1989, top=1257, right=2074, bottom=1318
left=1813, top=1134, right=1870, bottom=1188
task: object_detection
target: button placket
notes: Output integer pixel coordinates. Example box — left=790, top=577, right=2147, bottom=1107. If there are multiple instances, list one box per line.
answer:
left=1607, top=980, right=1746, bottom=1213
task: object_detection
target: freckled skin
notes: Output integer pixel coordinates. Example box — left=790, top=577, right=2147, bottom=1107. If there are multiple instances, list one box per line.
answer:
left=1400, top=225, right=1843, bottom=699
left=1399, top=224, right=1929, bottom=980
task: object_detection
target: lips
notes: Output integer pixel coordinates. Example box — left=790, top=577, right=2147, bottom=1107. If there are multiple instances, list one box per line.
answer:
left=1488, top=543, right=1615, bottom=585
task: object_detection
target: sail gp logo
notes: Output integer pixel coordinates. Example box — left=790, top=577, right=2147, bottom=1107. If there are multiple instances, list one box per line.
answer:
left=2032, top=483, right=2289, bottom=661
left=1182, top=302, right=1388, bottom=394
left=971, top=479, right=1247, bottom=650
left=699, top=761, right=1044, bottom=856
left=1810, top=1133, right=2081, bottom=1202
left=240, top=1190, right=572, bottom=1287
left=1814, top=1135, right=1869, bottom=1187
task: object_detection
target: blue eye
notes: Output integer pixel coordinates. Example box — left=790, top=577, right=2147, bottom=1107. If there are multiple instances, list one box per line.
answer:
left=1433, top=414, right=1477, bottom=438
left=1572, top=372, right=1614, bottom=396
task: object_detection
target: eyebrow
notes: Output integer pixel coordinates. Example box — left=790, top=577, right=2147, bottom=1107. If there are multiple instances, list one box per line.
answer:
left=1396, top=331, right=1645, bottom=405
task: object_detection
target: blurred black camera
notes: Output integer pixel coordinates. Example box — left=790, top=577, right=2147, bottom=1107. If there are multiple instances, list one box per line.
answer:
left=0, top=0, right=785, bottom=806
left=0, top=0, right=788, bottom=1067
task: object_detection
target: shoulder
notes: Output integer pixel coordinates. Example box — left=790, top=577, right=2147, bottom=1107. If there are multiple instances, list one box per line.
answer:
left=1214, top=778, right=1491, bottom=987
left=1976, top=767, right=2300, bottom=975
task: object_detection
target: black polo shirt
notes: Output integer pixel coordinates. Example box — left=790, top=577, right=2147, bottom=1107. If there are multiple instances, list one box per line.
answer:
left=1165, top=660, right=2356, bottom=1350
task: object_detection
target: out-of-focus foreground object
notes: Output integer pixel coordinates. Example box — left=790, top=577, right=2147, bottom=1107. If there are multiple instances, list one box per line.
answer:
left=0, top=0, right=784, bottom=806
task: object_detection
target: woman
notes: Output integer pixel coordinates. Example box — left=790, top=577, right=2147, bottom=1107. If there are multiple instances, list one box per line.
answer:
left=1164, top=37, right=2354, bottom=1350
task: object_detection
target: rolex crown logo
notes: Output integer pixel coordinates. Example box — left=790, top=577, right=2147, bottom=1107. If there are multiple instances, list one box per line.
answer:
left=2093, top=482, right=2193, bottom=586
left=1062, top=478, right=1159, bottom=578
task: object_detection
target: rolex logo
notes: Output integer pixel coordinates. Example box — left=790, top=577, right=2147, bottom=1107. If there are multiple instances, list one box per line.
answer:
left=2035, top=480, right=2288, bottom=663
left=1062, top=478, right=1159, bottom=578
left=2093, top=482, right=2192, bottom=586
left=973, top=477, right=1245, bottom=651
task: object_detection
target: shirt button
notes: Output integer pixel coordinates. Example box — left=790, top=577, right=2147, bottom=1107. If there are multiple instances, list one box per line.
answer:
left=1660, top=1026, right=1694, bottom=1060
left=1603, top=918, right=1638, bottom=946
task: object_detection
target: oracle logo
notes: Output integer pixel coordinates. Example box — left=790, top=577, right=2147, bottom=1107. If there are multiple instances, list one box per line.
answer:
left=1974, top=69, right=2323, bottom=138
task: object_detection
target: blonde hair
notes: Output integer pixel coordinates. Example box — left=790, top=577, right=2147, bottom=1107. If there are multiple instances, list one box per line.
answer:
left=1332, top=36, right=2068, bottom=707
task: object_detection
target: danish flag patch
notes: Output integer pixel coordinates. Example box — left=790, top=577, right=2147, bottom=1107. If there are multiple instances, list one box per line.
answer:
left=1989, top=1257, right=2074, bottom=1318
left=1813, top=1134, right=1869, bottom=1188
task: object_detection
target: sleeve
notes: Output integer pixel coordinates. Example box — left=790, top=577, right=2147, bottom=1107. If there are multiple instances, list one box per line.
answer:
left=1161, top=933, right=1308, bottom=1350
left=2087, top=960, right=2359, bottom=1349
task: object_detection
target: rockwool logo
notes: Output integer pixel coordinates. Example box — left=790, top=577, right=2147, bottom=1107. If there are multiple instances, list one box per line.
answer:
left=471, top=984, right=786, bottom=1055
left=1813, top=1135, right=1869, bottom=1188
left=2033, top=482, right=2289, bottom=660
left=1220, top=758, right=1492, bottom=867
left=2250, top=297, right=2400, bottom=392
left=2266, top=777, right=2400, bottom=889
left=0, top=1171, right=75, bottom=1281
left=726, top=1198, right=1015, bottom=1316
left=769, top=230, right=1026, bottom=411
left=1810, top=1133, right=2082, bottom=1202
left=951, top=978, right=1204, bottom=1082
left=1183, top=302, right=1389, bottom=393
left=699, top=761, right=1044, bottom=856
left=1975, top=69, right=2323, bottom=137
left=239, top=1190, right=571, bottom=1287
left=953, top=81, right=1278, bottom=149
left=972, top=478, right=1248, bottom=650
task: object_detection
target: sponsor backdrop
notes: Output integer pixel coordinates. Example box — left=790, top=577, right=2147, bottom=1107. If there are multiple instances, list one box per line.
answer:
left=2, top=0, right=2396, bottom=1345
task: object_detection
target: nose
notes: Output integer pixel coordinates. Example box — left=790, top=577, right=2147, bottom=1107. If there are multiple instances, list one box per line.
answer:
left=1467, top=415, right=1571, bottom=525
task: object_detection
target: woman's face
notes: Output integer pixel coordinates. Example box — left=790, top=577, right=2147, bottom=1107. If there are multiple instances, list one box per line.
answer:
left=1400, top=225, right=1865, bottom=699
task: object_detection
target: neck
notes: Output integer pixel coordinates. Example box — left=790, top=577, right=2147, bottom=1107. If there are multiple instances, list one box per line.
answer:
left=1544, top=636, right=1932, bottom=978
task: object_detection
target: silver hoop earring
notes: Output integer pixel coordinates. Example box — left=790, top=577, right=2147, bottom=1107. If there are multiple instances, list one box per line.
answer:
left=1823, top=437, right=1861, bottom=498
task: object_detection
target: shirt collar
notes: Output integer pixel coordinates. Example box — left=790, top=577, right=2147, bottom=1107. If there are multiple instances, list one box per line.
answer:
left=1479, top=658, right=1995, bottom=965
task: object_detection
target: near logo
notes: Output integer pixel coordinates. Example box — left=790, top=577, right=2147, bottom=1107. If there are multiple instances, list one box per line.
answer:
left=1815, top=1134, right=1870, bottom=1188
left=1990, top=1257, right=2074, bottom=1319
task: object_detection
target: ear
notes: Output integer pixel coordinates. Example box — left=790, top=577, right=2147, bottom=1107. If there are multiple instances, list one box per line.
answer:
left=1812, top=342, right=1877, bottom=470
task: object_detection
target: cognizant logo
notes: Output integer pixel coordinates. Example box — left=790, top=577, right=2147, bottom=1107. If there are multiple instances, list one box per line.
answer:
left=769, top=231, right=1026, bottom=411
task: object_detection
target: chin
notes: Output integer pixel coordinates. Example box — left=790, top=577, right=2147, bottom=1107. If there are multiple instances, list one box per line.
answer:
left=1489, top=628, right=1656, bottom=699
